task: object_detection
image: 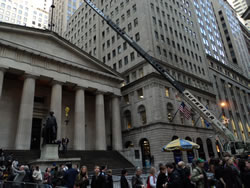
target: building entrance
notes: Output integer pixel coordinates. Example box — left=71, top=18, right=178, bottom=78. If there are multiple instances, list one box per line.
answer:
left=30, top=118, right=42, bottom=150
left=140, top=138, right=151, bottom=167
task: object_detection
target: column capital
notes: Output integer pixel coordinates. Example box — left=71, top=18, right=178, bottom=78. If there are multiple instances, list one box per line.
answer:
left=51, top=80, right=64, bottom=86
left=0, top=67, right=7, bottom=72
left=24, top=73, right=39, bottom=79
left=95, top=90, right=106, bottom=95
left=111, top=94, right=121, bottom=99
left=75, top=86, right=87, bottom=91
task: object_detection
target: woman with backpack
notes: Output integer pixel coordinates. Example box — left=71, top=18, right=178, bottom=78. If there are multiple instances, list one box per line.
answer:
left=147, top=167, right=157, bottom=188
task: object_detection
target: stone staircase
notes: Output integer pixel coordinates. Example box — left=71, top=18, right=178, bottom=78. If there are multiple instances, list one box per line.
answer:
left=4, top=150, right=135, bottom=174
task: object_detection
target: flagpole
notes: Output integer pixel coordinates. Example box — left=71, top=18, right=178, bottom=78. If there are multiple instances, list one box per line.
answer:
left=170, top=108, right=180, bottom=122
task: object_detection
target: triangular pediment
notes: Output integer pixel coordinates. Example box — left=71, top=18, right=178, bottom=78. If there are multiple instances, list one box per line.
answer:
left=0, top=23, right=122, bottom=80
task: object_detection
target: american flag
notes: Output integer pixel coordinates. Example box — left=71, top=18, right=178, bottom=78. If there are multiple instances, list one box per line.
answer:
left=179, top=102, right=191, bottom=119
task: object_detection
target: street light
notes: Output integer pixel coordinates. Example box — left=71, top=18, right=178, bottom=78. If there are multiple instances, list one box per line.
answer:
left=218, top=101, right=227, bottom=120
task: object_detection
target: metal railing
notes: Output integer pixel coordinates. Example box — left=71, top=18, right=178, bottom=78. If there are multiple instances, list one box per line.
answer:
left=0, top=175, right=148, bottom=188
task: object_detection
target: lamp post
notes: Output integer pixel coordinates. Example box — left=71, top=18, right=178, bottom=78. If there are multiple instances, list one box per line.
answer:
left=218, top=102, right=227, bottom=120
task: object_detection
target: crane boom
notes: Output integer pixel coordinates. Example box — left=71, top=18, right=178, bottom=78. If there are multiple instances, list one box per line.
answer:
left=84, top=0, right=236, bottom=145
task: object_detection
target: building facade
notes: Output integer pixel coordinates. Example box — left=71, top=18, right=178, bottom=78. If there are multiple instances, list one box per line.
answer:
left=212, top=0, right=250, bottom=78
left=227, top=0, right=250, bottom=30
left=0, top=0, right=49, bottom=29
left=208, top=55, right=250, bottom=142
left=0, top=22, right=123, bottom=151
left=51, top=0, right=83, bottom=36
left=63, top=0, right=231, bottom=165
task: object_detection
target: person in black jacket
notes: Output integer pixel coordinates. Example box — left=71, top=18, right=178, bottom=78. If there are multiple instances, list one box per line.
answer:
left=120, top=169, right=129, bottom=188
left=74, top=166, right=89, bottom=188
left=132, top=167, right=144, bottom=188
left=91, top=165, right=106, bottom=188
left=156, top=165, right=168, bottom=188
left=63, top=163, right=78, bottom=188
left=165, top=163, right=182, bottom=188
left=106, top=169, right=113, bottom=188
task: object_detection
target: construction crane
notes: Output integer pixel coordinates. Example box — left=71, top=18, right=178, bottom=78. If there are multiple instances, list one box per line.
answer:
left=84, top=0, right=249, bottom=156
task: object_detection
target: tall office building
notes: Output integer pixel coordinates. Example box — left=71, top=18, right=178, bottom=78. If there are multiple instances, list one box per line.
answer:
left=50, top=0, right=83, bottom=35
left=0, top=0, right=50, bottom=29
left=227, top=0, right=250, bottom=30
left=64, top=0, right=227, bottom=165
left=212, top=0, right=250, bottom=78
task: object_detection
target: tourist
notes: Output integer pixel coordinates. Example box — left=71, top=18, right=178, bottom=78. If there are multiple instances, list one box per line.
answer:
left=32, top=166, right=43, bottom=184
left=214, top=158, right=226, bottom=188
left=120, top=169, right=129, bottom=188
left=91, top=165, right=106, bottom=188
left=177, top=161, right=192, bottom=188
left=74, top=166, right=89, bottom=188
left=44, top=167, right=52, bottom=186
left=106, top=169, right=113, bottom=188
left=156, top=165, right=168, bottom=188
left=165, top=163, right=182, bottom=188
left=132, top=167, right=144, bottom=188
left=64, top=163, right=78, bottom=188
left=191, top=158, right=208, bottom=188
left=223, top=157, right=241, bottom=188
left=147, top=167, right=157, bottom=188
left=239, top=159, right=250, bottom=188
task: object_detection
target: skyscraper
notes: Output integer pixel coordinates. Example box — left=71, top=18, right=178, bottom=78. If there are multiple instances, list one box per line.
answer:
left=0, top=0, right=50, bottom=29
left=50, top=0, right=83, bottom=35
left=212, top=0, right=250, bottom=78
left=227, top=0, right=250, bottom=30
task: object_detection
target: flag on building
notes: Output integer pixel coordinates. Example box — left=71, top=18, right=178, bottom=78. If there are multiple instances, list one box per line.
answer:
left=179, top=102, right=191, bottom=119
left=204, top=119, right=210, bottom=127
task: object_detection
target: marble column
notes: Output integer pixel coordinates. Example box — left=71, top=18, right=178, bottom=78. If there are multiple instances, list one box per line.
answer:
left=50, top=81, right=62, bottom=140
left=0, top=68, right=5, bottom=99
left=95, top=92, right=106, bottom=150
left=112, top=96, right=123, bottom=150
left=15, top=75, right=36, bottom=149
left=74, top=87, right=85, bottom=150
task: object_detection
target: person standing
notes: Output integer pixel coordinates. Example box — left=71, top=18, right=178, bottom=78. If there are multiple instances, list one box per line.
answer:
left=147, top=167, right=157, bottom=188
left=191, top=158, right=208, bottom=188
left=165, top=163, right=182, bottom=188
left=132, top=167, right=144, bottom=188
left=91, top=165, right=106, bottom=188
left=74, top=166, right=89, bottom=188
left=32, top=166, right=43, bottom=184
left=106, top=169, right=113, bottom=188
left=63, top=163, right=78, bottom=188
left=156, top=165, right=168, bottom=188
left=120, top=169, right=129, bottom=188
left=223, top=157, right=241, bottom=188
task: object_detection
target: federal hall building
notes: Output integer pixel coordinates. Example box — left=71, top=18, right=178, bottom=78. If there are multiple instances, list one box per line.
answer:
left=0, top=23, right=124, bottom=151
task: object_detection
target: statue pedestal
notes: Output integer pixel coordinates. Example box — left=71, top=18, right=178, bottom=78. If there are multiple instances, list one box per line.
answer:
left=29, top=144, right=80, bottom=172
left=40, top=144, right=59, bottom=160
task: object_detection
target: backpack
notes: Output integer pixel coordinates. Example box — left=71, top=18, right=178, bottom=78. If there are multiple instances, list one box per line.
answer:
left=147, top=175, right=156, bottom=188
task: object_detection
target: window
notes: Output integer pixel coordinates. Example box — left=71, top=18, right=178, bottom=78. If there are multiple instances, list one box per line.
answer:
left=135, top=33, right=140, bottom=41
left=165, top=87, right=170, bottom=97
left=134, top=18, right=138, bottom=27
left=128, top=23, right=132, bottom=31
left=157, top=46, right=161, bottom=55
left=138, top=105, right=147, bottom=125
left=123, top=42, right=127, bottom=50
left=124, top=110, right=132, bottom=129
left=124, top=56, right=128, bottom=65
left=137, top=88, right=144, bottom=99
left=130, top=52, right=135, bottom=61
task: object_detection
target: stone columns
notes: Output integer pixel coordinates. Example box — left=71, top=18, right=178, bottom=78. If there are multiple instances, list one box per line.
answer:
left=111, top=96, right=123, bottom=150
left=15, top=75, right=36, bottom=150
left=74, top=87, right=86, bottom=150
left=50, top=81, right=62, bottom=140
left=95, top=92, right=106, bottom=150
left=0, top=68, right=6, bottom=99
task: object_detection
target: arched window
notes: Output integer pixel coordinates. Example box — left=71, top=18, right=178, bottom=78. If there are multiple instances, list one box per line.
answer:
left=138, top=105, right=147, bottom=125
left=186, top=137, right=194, bottom=163
left=167, top=103, right=174, bottom=122
left=197, top=138, right=206, bottom=160
left=124, top=110, right=132, bottom=129
left=172, top=136, right=182, bottom=163
left=206, top=138, right=214, bottom=158
left=124, top=141, right=134, bottom=148
left=139, top=138, right=151, bottom=167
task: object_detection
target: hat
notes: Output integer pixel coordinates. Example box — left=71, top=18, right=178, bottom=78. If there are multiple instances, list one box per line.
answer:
left=197, top=158, right=205, bottom=163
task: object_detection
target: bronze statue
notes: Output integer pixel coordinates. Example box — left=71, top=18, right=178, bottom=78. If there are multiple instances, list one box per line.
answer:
left=42, top=111, right=58, bottom=144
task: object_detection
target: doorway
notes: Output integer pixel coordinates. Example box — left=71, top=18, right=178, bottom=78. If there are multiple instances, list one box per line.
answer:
left=30, top=118, right=42, bottom=150
left=140, top=138, right=151, bottom=167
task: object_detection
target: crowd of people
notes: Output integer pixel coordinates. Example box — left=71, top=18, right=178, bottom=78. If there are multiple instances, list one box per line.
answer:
left=1, top=148, right=250, bottom=188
